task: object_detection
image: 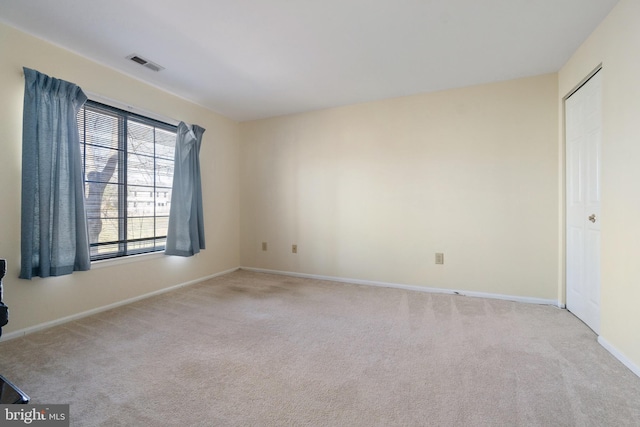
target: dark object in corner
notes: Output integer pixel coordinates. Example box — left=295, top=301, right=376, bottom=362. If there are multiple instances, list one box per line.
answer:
left=0, top=259, right=8, bottom=335
left=0, top=261, right=28, bottom=404
left=0, top=374, right=29, bottom=404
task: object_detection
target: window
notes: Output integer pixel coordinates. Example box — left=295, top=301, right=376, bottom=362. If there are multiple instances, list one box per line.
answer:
left=77, top=101, right=176, bottom=260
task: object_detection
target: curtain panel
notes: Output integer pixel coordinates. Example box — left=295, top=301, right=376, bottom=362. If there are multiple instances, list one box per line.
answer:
left=20, top=67, right=90, bottom=279
left=165, top=122, right=206, bottom=257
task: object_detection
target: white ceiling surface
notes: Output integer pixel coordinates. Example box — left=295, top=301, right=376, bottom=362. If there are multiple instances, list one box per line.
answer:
left=0, top=0, right=619, bottom=121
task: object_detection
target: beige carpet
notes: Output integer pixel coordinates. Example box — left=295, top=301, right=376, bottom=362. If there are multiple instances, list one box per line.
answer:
left=1, top=270, right=639, bottom=426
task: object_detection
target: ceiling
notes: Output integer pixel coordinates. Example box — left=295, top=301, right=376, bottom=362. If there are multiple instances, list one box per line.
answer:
left=0, top=0, right=619, bottom=122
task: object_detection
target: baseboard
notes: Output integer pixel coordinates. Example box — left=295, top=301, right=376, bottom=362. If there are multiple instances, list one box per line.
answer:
left=240, top=267, right=560, bottom=306
left=598, top=336, right=640, bottom=379
left=0, top=267, right=240, bottom=342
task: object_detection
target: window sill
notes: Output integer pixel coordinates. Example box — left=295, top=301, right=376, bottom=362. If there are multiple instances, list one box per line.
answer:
left=90, top=251, right=165, bottom=269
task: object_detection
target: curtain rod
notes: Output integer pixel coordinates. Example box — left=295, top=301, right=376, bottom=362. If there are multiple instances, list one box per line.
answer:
left=85, top=91, right=181, bottom=127
left=19, top=68, right=181, bottom=127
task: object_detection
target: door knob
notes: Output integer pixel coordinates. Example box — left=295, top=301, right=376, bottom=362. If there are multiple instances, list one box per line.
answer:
left=588, top=214, right=596, bottom=223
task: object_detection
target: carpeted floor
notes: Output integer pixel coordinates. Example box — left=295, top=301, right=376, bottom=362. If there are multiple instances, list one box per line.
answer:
left=1, top=270, right=639, bottom=426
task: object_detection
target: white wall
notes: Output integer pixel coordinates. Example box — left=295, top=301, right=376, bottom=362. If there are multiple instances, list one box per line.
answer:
left=240, top=74, right=559, bottom=301
left=559, top=0, right=640, bottom=373
left=0, top=23, right=240, bottom=336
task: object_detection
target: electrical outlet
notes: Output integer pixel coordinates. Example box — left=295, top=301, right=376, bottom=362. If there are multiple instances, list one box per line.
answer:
left=292, top=244, right=297, bottom=254
left=262, top=242, right=267, bottom=251
left=435, top=253, right=444, bottom=265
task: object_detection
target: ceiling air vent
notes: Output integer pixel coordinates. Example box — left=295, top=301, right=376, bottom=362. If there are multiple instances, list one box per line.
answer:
left=126, top=54, right=165, bottom=72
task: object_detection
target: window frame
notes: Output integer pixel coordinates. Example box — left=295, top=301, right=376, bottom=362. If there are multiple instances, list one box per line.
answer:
left=78, top=100, right=177, bottom=261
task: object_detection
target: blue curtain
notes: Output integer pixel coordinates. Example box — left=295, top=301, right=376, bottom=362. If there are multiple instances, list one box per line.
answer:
left=165, top=122, right=206, bottom=256
left=20, top=67, right=90, bottom=279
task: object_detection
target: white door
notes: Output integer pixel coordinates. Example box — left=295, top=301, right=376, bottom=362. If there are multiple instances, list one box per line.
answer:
left=565, top=70, right=602, bottom=334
